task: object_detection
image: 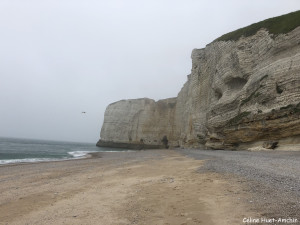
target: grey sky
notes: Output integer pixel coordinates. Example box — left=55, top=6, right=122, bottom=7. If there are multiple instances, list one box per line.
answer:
left=0, top=0, right=299, bottom=143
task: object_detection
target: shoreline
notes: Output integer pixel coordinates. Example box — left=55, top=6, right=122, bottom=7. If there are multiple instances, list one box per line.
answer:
left=0, top=151, right=106, bottom=167
left=0, top=154, right=92, bottom=168
left=2, top=145, right=299, bottom=167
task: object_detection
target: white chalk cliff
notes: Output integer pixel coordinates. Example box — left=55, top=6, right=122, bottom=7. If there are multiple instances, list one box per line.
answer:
left=97, top=12, right=300, bottom=150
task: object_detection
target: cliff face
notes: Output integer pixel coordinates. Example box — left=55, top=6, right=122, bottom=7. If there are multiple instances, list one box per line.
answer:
left=185, top=27, right=300, bottom=149
left=97, top=26, right=300, bottom=150
left=97, top=98, right=177, bottom=149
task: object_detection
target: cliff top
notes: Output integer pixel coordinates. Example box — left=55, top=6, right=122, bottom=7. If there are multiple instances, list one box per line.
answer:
left=214, top=10, right=300, bottom=42
left=108, top=97, right=177, bottom=106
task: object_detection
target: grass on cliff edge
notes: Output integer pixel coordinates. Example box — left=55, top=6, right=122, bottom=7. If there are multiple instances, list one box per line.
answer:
left=214, top=10, right=300, bottom=42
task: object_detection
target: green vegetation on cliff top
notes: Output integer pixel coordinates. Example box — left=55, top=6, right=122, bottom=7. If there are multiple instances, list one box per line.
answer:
left=214, top=10, right=300, bottom=42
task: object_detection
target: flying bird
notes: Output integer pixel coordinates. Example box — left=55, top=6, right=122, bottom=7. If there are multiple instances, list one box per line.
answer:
left=82, top=112, right=86, bottom=114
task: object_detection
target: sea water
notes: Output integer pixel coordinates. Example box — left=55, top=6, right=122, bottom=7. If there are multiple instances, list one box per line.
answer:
left=0, top=137, right=129, bottom=165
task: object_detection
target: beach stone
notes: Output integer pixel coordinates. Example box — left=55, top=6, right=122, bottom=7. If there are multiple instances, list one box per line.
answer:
left=262, top=141, right=279, bottom=149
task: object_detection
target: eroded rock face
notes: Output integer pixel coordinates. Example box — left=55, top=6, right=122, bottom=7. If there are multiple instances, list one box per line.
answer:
left=200, top=28, right=300, bottom=149
left=97, top=98, right=177, bottom=149
left=97, top=27, right=300, bottom=150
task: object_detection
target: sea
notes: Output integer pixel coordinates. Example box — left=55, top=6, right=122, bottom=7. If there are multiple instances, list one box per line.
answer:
left=0, top=137, right=129, bottom=165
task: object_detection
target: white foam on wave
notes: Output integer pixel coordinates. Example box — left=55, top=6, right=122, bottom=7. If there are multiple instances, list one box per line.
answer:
left=97, top=150, right=135, bottom=152
left=0, top=150, right=135, bottom=165
left=67, top=150, right=134, bottom=158
left=0, top=158, right=58, bottom=165
left=68, top=151, right=97, bottom=158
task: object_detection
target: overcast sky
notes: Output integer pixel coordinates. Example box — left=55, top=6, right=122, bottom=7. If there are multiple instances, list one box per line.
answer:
left=0, top=0, right=299, bottom=143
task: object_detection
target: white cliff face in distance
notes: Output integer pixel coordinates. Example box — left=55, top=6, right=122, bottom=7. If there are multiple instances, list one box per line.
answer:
left=98, top=98, right=176, bottom=149
left=97, top=13, right=300, bottom=150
